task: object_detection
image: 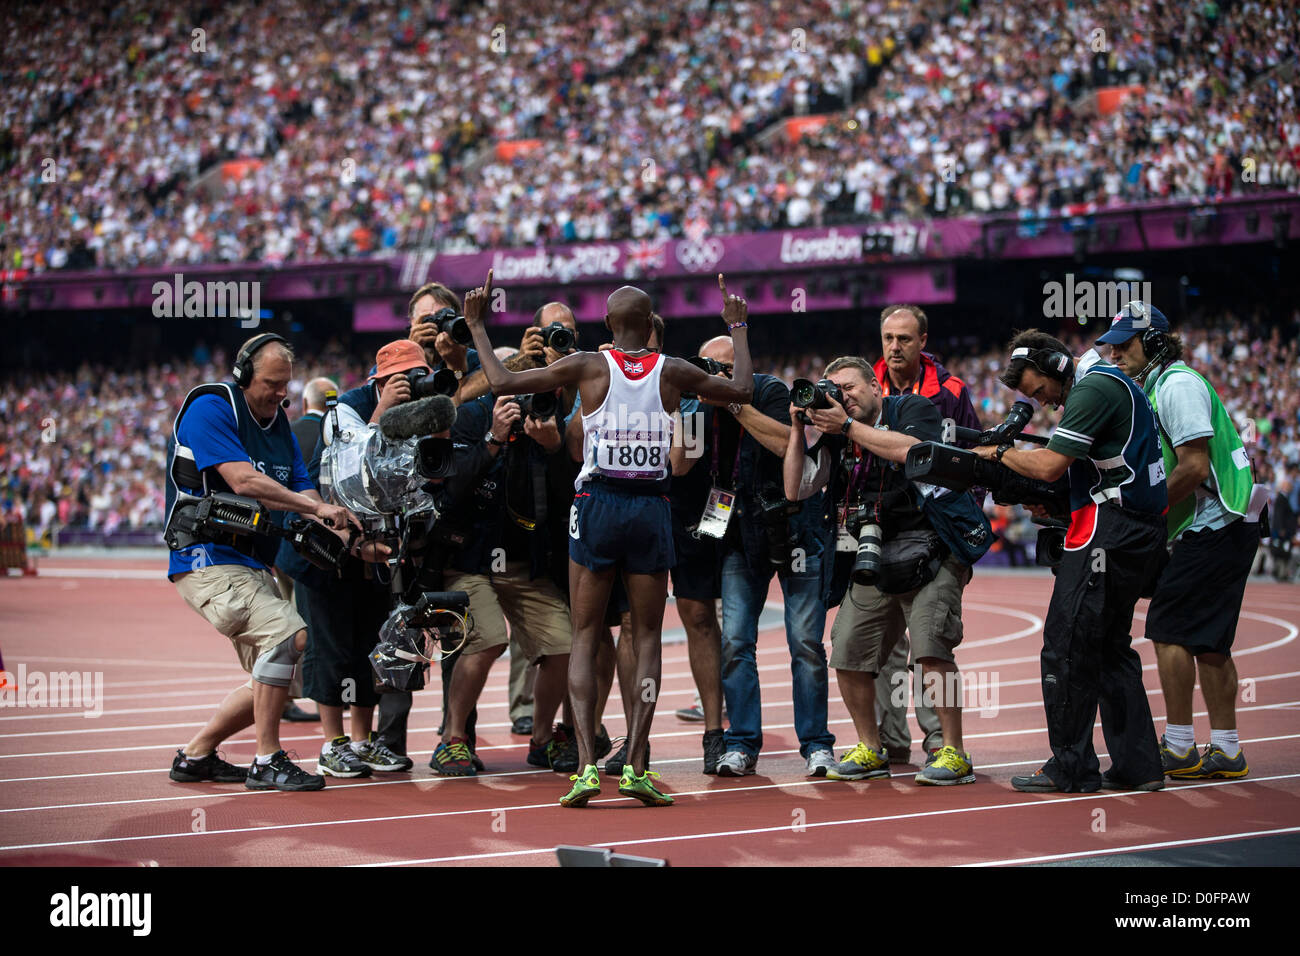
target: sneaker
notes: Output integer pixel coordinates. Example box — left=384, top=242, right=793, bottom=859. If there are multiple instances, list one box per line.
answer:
left=1100, top=773, right=1165, bottom=792
left=594, top=724, right=613, bottom=761
left=282, top=702, right=320, bottom=722
left=245, top=751, right=325, bottom=791
left=915, top=746, right=975, bottom=786
left=352, top=732, right=413, bottom=772
left=1173, top=743, right=1249, bottom=780
left=826, top=742, right=890, bottom=781
left=618, top=765, right=674, bottom=806
left=604, top=738, right=650, bottom=777
left=675, top=698, right=706, bottom=722
left=318, top=736, right=373, bottom=778
left=923, top=748, right=941, bottom=767
left=526, top=735, right=570, bottom=771
left=1010, top=766, right=1059, bottom=793
left=702, top=729, right=725, bottom=775
left=715, top=750, right=757, bottom=777
left=430, top=737, right=476, bottom=776
left=169, top=748, right=246, bottom=783
left=560, top=764, right=601, bottom=808
left=547, top=724, right=579, bottom=773
left=511, top=716, right=533, bottom=736
left=1160, top=735, right=1204, bottom=777
left=806, top=749, right=837, bottom=777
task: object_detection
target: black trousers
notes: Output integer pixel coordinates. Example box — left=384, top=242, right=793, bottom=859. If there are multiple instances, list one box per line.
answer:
left=299, top=579, right=388, bottom=709
left=375, top=642, right=478, bottom=757
left=1040, top=503, right=1165, bottom=792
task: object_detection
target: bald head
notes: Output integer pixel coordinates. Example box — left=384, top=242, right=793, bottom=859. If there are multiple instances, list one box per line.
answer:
left=536, top=302, right=576, bottom=332
left=302, top=376, right=338, bottom=413
left=605, top=285, right=654, bottom=348
left=699, top=335, right=734, bottom=364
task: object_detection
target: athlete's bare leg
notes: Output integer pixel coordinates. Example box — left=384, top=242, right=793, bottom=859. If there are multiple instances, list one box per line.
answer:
left=568, top=559, right=617, bottom=769
left=616, top=607, right=637, bottom=726
left=622, top=570, right=670, bottom=775
left=593, top=628, right=616, bottom=725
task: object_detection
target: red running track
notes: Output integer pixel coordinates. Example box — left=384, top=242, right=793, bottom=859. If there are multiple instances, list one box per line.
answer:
left=1, top=560, right=1297, bottom=867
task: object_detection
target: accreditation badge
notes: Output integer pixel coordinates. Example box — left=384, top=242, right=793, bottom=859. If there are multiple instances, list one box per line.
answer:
left=835, top=503, right=857, bottom=552
left=696, top=486, right=736, bottom=539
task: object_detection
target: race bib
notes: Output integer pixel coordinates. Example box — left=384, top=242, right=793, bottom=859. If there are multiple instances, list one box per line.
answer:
left=696, top=486, right=735, bottom=539
left=595, top=430, right=668, bottom=479
left=569, top=504, right=579, bottom=540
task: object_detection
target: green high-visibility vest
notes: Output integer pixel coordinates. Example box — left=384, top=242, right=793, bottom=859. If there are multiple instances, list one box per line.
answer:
left=1146, top=362, right=1253, bottom=540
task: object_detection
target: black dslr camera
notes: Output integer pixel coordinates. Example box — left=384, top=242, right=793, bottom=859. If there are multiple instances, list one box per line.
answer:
left=420, top=307, right=472, bottom=345
left=791, top=378, right=845, bottom=410
left=539, top=323, right=575, bottom=353
left=755, top=491, right=801, bottom=568
left=510, top=391, right=560, bottom=436
left=406, top=367, right=458, bottom=398
left=682, top=356, right=731, bottom=399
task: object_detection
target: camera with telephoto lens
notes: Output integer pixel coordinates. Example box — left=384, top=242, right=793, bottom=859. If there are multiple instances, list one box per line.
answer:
left=510, top=391, right=559, bottom=435
left=791, top=378, right=845, bottom=410
left=405, top=367, right=458, bottom=398
left=1035, top=521, right=1068, bottom=568
left=755, top=492, right=801, bottom=568
left=539, top=323, right=575, bottom=353
left=844, top=500, right=885, bottom=586
left=420, top=307, right=472, bottom=345
left=903, top=443, right=1069, bottom=516
left=682, top=355, right=730, bottom=399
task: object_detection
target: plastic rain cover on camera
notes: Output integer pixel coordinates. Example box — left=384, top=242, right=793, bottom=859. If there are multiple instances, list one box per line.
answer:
left=320, top=424, right=437, bottom=520
left=369, top=602, right=470, bottom=691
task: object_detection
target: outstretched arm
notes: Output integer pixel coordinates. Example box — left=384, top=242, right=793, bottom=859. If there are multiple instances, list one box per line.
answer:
left=662, top=273, right=755, bottom=405
left=464, top=269, right=591, bottom=396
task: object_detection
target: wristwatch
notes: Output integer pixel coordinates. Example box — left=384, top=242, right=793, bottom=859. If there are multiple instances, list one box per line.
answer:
left=727, top=402, right=742, bottom=416
left=995, top=442, right=1012, bottom=462
left=486, top=429, right=507, bottom=448
left=840, top=417, right=853, bottom=436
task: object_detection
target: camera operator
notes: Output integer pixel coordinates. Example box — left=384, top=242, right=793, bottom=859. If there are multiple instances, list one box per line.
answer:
left=874, top=304, right=981, bottom=765
left=682, top=336, right=836, bottom=779
left=426, top=359, right=578, bottom=778
left=282, top=340, right=440, bottom=778
left=166, top=334, right=365, bottom=792
left=785, top=357, right=989, bottom=786
left=1101, top=303, right=1261, bottom=781
left=979, top=330, right=1167, bottom=793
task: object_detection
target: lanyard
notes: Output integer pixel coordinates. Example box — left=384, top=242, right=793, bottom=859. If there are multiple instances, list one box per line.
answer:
left=843, top=441, right=874, bottom=502
left=709, top=410, right=744, bottom=489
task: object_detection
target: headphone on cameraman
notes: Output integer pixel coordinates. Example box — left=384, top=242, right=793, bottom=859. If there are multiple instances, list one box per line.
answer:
left=1135, top=327, right=1173, bottom=382
left=232, top=333, right=289, bottom=389
left=1011, top=346, right=1074, bottom=383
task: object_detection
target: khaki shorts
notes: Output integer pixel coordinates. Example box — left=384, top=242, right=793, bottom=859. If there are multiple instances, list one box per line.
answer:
left=446, top=562, right=572, bottom=660
left=176, top=564, right=307, bottom=695
left=829, top=555, right=971, bottom=673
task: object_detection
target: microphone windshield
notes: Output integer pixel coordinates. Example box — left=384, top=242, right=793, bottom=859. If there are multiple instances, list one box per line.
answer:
left=379, top=395, right=456, bottom=441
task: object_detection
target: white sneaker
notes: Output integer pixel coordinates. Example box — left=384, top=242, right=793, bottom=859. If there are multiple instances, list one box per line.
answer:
left=716, top=750, right=757, bottom=777
left=805, top=749, right=836, bottom=777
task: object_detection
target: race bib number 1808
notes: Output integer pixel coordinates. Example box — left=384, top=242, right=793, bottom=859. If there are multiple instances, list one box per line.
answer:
left=596, top=432, right=667, bottom=479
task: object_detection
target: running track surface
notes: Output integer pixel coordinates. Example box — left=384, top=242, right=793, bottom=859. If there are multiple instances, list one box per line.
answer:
left=1, top=560, right=1297, bottom=868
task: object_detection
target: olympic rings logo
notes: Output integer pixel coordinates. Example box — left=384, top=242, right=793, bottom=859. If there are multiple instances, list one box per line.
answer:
left=674, top=237, right=725, bottom=272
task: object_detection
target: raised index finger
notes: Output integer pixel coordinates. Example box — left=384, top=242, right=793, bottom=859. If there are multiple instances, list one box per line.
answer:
left=483, top=268, right=494, bottom=301
left=717, top=273, right=728, bottom=299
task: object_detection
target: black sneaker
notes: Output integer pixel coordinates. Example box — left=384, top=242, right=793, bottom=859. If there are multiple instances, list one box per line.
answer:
left=595, top=724, right=613, bottom=761
left=170, top=748, right=246, bottom=783
left=245, top=751, right=326, bottom=791
left=702, top=729, right=725, bottom=775
left=511, top=716, right=534, bottom=736
left=604, top=739, right=649, bottom=777
left=549, top=723, right=579, bottom=773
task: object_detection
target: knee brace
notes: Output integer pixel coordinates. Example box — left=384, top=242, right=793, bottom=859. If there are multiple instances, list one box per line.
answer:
left=252, top=632, right=303, bottom=687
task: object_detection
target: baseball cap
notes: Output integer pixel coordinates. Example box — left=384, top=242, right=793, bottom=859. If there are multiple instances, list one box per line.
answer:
left=1096, top=300, right=1170, bottom=345
left=370, top=339, right=429, bottom=380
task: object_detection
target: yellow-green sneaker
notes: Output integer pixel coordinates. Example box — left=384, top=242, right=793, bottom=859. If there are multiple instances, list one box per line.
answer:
left=618, top=765, right=674, bottom=806
left=826, top=742, right=890, bottom=781
left=560, top=764, right=601, bottom=808
left=914, top=745, right=975, bottom=785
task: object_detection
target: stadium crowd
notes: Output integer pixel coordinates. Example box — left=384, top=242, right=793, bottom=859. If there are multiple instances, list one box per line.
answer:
left=3, top=313, right=1299, bottom=578
left=3, top=0, right=1297, bottom=271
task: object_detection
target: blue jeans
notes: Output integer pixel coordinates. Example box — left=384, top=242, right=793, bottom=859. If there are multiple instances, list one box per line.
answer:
left=719, top=548, right=834, bottom=759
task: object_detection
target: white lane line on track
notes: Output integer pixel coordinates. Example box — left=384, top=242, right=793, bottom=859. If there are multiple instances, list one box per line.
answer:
left=4, top=768, right=1297, bottom=856
left=957, top=603, right=1042, bottom=648
left=353, top=773, right=1300, bottom=867
left=33, top=568, right=169, bottom=580
left=962, top=826, right=1300, bottom=867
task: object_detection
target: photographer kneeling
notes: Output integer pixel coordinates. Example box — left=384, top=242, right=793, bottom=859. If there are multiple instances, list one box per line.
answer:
left=784, top=357, right=991, bottom=786
left=980, top=330, right=1167, bottom=793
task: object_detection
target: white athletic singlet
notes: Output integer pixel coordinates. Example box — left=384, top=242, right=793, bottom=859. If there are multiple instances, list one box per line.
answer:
left=575, top=350, right=675, bottom=490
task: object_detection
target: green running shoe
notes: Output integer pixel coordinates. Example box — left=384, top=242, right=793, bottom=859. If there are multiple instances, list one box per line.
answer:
left=618, top=765, right=674, bottom=806
left=560, top=764, right=601, bottom=808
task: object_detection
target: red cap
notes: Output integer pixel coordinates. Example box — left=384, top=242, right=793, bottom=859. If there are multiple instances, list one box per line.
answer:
left=371, top=339, right=429, bottom=381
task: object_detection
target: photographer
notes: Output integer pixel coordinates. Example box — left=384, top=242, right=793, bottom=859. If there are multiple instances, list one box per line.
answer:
left=1101, top=303, right=1260, bottom=781
left=979, top=330, right=1167, bottom=793
left=427, top=369, right=577, bottom=778
left=684, top=335, right=836, bottom=779
left=784, top=357, right=988, bottom=786
left=873, top=303, right=981, bottom=764
left=166, top=334, right=365, bottom=792
left=286, top=340, right=437, bottom=778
